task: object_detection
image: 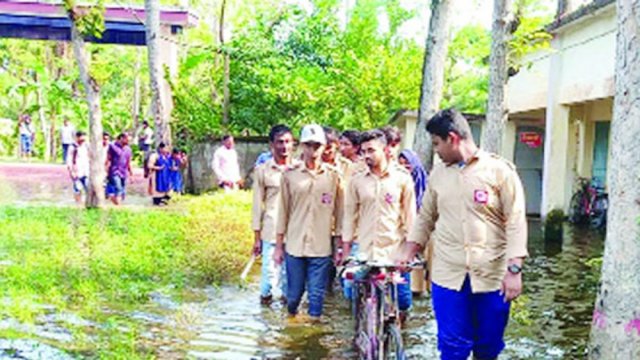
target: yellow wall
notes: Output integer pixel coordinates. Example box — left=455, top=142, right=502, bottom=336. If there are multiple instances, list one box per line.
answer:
left=506, top=3, right=616, bottom=216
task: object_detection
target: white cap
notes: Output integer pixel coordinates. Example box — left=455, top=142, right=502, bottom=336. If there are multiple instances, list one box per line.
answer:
left=300, top=124, right=326, bottom=144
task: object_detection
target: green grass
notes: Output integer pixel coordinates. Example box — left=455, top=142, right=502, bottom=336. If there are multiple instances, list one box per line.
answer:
left=0, top=192, right=253, bottom=358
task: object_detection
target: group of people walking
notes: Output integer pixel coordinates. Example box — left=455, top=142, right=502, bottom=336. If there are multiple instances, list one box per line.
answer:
left=64, top=120, right=187, bottom=206
left=251, top=108, right=529, bottom=360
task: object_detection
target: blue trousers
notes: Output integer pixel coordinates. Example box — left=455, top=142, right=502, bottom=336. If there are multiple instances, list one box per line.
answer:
left=432, top=276, right=511, bottom=360
left=62, top=144, right=70, bottom=163
left=285, top=253, right=331, bottom=317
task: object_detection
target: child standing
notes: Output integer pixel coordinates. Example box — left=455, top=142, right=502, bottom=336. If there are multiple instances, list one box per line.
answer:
left=170, top=148, right=185, bottom=195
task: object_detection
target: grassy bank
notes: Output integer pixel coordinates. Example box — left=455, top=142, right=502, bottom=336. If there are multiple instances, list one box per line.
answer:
left=0, top=192, right=253, bottom=358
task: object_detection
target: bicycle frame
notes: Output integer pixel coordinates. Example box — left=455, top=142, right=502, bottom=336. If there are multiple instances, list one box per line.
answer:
left=343, top=259, right=421, bottom=360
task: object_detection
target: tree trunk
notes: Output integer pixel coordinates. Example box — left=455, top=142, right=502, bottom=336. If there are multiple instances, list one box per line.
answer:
left=482, top=0, right=513, bottom=154
left=49, top=114, right=57, bottom=162
left=34, top=73, right=51, bottom=162
left=132, top=47, right=143, bottom=133
left=145, top=0, right=171, bottom=146
left=413, top=0, right=454, bottom=169
left=588, top=1, right=640, bottom=358
left=69, top=16, right=105, bottom=209
left=220, top=0, right=230, bottom=125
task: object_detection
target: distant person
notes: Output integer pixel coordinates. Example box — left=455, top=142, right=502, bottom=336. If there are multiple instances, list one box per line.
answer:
left=107, top=133, right=133, bottom=205
left=136, top=121, right=154, bottom=154
left=170, top=148, right=186, bottom=195
left=60, top=118, right=75, bottom=163
left=67, top=131, right=90, bottom=204
left=148, top=143, right=172, bottom=206
left=212, top=134, right=242, bottom=191
left=18, top=115, right=35, bottom=159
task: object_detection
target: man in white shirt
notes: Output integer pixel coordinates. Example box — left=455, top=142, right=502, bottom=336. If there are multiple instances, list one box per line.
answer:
left=19, top=115, right=34, bottom=159
left=67, top=131, right=90, bottom=204
left=212, top=134, right=242, bottom=191
left=60, top=118, right=75, bottom=164
left=137, top=121, right=154, bottom=153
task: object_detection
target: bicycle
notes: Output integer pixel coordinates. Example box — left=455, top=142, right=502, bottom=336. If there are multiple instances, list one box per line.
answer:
left=568, top=177, right=608, bottom=229
left=341, top=258, right=424, bottom=360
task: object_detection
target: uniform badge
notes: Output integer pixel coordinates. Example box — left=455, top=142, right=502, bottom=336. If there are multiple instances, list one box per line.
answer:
left=384, top=193, right=394, bottom=205
left=474, top=190, right=489, bottom=205
left=321, top=193, right=332, bottom=204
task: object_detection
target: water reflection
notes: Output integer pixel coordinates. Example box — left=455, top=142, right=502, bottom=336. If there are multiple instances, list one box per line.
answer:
left=174, top=220, right=603, bottom=359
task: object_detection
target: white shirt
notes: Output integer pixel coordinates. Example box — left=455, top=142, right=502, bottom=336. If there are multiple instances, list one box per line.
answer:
left=70, top=142, right=90, bottom=178
left=137, top=127, right=154, bottom=145
left=19, top=122, right=33, bottom=136
left=212, top=145, right=241, bottom=183
left=61, top=124, right=75, bottom=145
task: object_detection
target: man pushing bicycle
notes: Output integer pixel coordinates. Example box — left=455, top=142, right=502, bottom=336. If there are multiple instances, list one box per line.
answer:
left=338, top=129, right=416, bottom=316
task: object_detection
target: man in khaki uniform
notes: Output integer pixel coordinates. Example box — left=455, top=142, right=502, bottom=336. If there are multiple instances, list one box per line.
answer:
left=251, top=125, right=296, bottom=305
left=339, top=129, right=416, bottom=312
left=401, top=109, right=528, bottom=360
left=339, top=130, right=368, bottom=182
left=274, top=124, right=344, bottom=319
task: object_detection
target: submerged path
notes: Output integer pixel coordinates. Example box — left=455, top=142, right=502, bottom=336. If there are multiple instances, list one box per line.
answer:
left=0, top=161, right=148, bottom=206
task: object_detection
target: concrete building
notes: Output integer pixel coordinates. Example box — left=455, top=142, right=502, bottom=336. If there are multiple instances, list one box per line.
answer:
left=395, top=1, right=615, bottom=216
left=507, top=0, right=615, bottom=216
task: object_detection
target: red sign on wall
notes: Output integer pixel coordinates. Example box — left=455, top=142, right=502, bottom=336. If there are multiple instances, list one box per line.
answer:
left=519, top=132, right=542, bottom=148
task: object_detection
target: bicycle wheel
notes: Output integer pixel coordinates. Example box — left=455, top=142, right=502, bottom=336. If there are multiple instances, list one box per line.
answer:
left=590, top=195, right=608, bottom=230
left=353, top=282, right=370, bottom=359
left=382, top=323, right=406, bottom=360
left=568, top=192, right=586, bottom=224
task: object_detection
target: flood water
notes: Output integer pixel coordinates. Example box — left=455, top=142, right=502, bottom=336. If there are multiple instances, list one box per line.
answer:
left=0, top=162, right=605, bottom=359
left=146, top=221, right=603, bottom=360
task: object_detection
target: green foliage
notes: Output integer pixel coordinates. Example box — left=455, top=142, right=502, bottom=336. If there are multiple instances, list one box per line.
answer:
left=63, top=0, right=106, bottom=39
left=545, top=208, right=566, bottom=226
left=0, top=0, right=555, bottom=156
left=0, top=192, right=253, bottom=357
left=173, top=0, right=424, bottom=143
left=510, top=0, right=553, bottom=73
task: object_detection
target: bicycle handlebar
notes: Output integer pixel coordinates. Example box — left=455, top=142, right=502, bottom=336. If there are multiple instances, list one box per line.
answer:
left=342, top=257, right=425, bottom=270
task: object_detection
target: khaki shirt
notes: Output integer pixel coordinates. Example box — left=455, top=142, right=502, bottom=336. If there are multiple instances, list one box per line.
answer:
left=251, top=158, right=298, bottom=243
left=408, top=150, right=528, bottom=293
left=343, top=165, right=416, bottom=263
left=276, top=163, right=344, bottom=257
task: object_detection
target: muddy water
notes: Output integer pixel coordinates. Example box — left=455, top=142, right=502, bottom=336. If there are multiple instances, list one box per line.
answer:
left=0, top=221, right=604, bottom=359
left=0, top=163, right=605, bottom=359
left=0, top=162, right=149, bottom=206
left=145, top=221, right=602, bottom=359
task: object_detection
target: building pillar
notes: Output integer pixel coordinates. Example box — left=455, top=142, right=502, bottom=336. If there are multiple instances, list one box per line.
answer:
left=542, top=104, right=571, bottom=216
left=541, top=37, right=571, bottom=217
left=159, top=25, right=178, bottom=126
left=502, top=119, right=517, bottom=162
